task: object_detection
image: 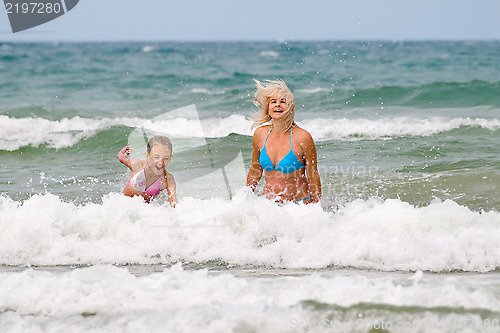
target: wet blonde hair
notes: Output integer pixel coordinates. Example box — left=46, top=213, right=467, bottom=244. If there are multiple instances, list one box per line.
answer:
left=251, top=79, right=296, bottom=133
left=147, top=135, right=172, bottom=155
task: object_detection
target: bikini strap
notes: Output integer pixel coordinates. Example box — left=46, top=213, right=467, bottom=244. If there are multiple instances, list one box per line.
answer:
left=263, top=127, right=273, bottom=145
left=290, top=126, right=293, bottom=149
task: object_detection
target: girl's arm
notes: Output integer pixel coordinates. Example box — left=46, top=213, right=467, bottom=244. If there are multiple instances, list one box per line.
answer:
left=117, top=146, right=135, bottom=170
left=246, top=129, right=264, bottom=191
left=165, top=171, right=177, bottom=207
left=302, top=133, right=322, bottom=203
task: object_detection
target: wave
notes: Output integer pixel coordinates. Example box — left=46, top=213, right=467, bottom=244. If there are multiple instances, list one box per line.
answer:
left=296, top=87, right=331, bottom=94
left=141, top=45, right=156, bottom=53
left=1, top=264, right=498, bottom=332
left=189, top=88, right=226, bottom=95
left=333, top=81, right=500, bottom=108
left=0, top=115, right=118, bottom=151
left=1, top=114, right=499, bottom=150
left=259, top=50, right=279, bottom=58
left=1, top=191, right=499, bottom=272
left=323, top=168, right=500, bottom=212
left=301, top=116, right=500, bottom=140
left=0, top=115, right=252, bottom=151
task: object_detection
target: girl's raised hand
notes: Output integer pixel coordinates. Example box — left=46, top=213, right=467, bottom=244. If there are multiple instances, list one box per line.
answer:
left=118, top=146, right=135, bottom=168
left=121, top=146, right=134, bottom=156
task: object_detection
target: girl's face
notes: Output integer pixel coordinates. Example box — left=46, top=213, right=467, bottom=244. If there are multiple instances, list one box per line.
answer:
left=268, top=92, right=289, bottom=119
left=146, top=145, right=172, bottom=175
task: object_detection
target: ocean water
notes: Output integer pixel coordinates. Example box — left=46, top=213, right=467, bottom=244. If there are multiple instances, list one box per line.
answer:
left=0, top=41, right=499, bottom=332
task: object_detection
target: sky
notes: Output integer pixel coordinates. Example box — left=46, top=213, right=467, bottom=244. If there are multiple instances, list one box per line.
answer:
left=0, top=0, right=499, bottom=42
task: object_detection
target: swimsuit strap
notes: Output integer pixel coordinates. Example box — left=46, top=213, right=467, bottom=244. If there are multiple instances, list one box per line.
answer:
left=263, top=127, right=273, bottom=145
left=295, top=196, right=313, bottom=203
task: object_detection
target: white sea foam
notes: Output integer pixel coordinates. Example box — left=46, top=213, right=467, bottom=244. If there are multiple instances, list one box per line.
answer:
left=259, top=51, right=279, bottom=58
left=0, top=264, right=499, bottom=332
left=296, top=87, right=331, bottom=94
left=0, top=191, right=499, bottom=272
left=300, top=116, right=500, bottom=141
left=141, top=45, right=156, bottom=53
left=189, top=88, right=226, bottom=95
left=0, top=115, right=128, bottom=150
left=0, top=115, right=252, bottom=150
left=1, top=115, right=499, bottom=150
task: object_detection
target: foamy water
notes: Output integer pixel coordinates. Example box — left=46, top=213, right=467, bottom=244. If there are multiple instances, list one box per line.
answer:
left=1, top=114, right=499, bottom=150
left=2, top=41, right=500, bottom=332
left=1, top=264, right=499, bottom=333
left=1, top=190, right=498, bottom=272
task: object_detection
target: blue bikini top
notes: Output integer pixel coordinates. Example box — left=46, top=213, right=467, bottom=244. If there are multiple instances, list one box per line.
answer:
left=259, top=127, right=305, bottom=174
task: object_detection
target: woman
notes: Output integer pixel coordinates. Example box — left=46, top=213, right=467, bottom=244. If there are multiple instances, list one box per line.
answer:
left=246, top=79, right=321, bottom=203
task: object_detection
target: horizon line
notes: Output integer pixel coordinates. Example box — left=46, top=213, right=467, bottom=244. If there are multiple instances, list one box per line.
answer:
left=1, top=38, right=500, bottom=44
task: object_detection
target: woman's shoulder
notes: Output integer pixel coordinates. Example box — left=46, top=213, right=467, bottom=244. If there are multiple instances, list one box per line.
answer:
left=293, top=126, right=316, bottom=150
left=293, top=125, right=313, bottom=141
left=253, top=124, right=272, bottom=139
left=254, top=124, right=272, bottom=134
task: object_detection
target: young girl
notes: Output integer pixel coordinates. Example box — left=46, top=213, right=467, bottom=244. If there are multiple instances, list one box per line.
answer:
left=117, top=135, right=177, bottom=206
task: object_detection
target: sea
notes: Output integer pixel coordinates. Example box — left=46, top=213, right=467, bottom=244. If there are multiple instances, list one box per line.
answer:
left=0, top=41, right=499, bottom=332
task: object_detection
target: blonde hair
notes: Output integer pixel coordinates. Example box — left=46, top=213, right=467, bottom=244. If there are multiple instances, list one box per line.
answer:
left=147, top=135, right=172, bottom=155
left=251, top=79, right=296, bottom=133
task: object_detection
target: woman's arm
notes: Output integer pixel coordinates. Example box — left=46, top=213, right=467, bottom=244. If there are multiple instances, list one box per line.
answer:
left=302, top=133, right=322, bottom=202
left=246, top=130, right=264, bottom=191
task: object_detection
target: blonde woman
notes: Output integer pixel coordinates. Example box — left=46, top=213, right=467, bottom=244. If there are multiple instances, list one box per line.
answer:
left=246, top=79, right=321, bottom=203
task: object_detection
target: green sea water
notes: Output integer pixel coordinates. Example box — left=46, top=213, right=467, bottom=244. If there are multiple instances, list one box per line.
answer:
left=1, top=41, right=499, bottom=209
left=1, top=41, right=499, bottom=332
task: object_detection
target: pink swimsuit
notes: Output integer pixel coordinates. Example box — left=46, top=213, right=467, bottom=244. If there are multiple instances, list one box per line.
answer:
left=129, top=168, right=163, bottom=197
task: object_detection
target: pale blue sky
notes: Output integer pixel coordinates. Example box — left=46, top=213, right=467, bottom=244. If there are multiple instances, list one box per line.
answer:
left=1, top=0, right=499, bottom=41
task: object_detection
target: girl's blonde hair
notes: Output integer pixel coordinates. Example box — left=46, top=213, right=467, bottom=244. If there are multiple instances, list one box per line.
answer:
left=147, top=135, right=172, bottom=155
left=251, top=79, right=296, bottom=133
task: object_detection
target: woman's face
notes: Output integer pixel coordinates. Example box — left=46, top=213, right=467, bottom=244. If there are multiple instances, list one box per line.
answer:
left=146, top=144, right=172, bottom=175
left=268, top=92, right=289, bottom=119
